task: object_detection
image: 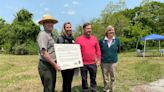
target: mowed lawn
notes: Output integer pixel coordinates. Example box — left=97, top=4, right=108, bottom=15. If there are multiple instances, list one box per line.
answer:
left=0, top=52, right=164, bottom=92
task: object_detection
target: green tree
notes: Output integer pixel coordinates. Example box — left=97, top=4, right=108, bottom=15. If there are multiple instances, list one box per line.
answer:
left=74, top=1, right=164, bottom=51
left=141, top=0, right=153, bottom=6
left=73, top=25, right=83, bottom=38
left=0, top=18, right=10, bottom=52
left=8, top=9, right=40, bottom=54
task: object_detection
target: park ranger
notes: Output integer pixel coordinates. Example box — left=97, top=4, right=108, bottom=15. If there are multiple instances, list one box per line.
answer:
left=37, top=14, right=61, bottom=92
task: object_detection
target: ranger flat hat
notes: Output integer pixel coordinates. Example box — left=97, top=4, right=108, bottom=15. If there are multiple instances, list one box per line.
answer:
left=38, top=15, right=58, bottom=24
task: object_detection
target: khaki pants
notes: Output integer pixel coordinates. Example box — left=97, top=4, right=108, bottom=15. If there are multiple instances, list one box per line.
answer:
left=101, top=62, right=117, bottom=92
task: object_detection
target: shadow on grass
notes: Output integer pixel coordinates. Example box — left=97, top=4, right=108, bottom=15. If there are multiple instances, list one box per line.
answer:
left=72, top=85, right=103, bottom=92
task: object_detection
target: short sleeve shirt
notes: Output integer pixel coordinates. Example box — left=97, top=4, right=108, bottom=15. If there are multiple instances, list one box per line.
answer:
left=37, top=30, right=56, bottom=61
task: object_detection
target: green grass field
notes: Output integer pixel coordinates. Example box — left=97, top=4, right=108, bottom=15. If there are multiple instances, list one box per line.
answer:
left=0, top=52, right=164, bottom=92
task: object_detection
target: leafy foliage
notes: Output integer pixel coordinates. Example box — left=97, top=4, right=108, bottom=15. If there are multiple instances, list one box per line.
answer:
left=74, top=1, right=164, bottom=51
left=0, top=9, right=40, bottom=54
left=0, top=1, right=164, bottom=54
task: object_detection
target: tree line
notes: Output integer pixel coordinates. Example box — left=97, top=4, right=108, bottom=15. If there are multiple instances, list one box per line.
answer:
left=0, top=1, right=163, bottom=54
left=74, top=1, right=164, bottom=51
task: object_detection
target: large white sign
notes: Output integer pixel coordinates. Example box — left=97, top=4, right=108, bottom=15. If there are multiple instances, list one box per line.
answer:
left=54, top=44, right=83, bottom=70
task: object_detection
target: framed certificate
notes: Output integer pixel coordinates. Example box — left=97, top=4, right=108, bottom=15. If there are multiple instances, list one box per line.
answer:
left=54, top=44, right=83, bottom=70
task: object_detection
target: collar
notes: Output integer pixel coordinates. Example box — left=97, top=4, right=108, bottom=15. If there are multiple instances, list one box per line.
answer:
left=44, top=30, right=52, bottom=35
left=104, top=36, right=115, bottom=41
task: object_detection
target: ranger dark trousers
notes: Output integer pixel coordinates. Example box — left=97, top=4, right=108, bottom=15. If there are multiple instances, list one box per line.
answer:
left=61, top=69, right=74, bottom=92
left=38, top=60, right=56, bottom=92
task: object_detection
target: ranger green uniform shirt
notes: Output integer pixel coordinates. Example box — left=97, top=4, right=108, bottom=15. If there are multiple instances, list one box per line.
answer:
left=37, top=30, right=56, bottom=61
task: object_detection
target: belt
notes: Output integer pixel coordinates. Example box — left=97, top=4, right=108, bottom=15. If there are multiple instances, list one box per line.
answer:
left=39, top=59, right=50, bottom=64
left=39, top=59, right=55, bottom=69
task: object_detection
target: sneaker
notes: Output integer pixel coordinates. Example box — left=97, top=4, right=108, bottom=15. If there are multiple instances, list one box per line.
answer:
left=111, top=82, right=116, bottom=92
left=103, top=90, right=110, bottom=92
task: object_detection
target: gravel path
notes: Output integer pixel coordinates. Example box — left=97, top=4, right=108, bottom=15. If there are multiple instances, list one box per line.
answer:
left=131, top=79, right=164, bottom=92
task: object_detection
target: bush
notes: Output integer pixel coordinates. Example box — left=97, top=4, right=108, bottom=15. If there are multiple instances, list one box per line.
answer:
left=25, top=41, right=38, bottom=55
left=13, top=43, right=27, bottom=55
left=11, top=41, right=38, bottom=55
left=1, top=42, right=12, bottom=54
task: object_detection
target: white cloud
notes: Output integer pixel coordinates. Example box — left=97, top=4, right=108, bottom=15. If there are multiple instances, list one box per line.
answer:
left=64, top=3, right=69, bottom=7
left=42, top=8, right=52, bottom=15
left=61, top=11, right=65, bottom=14
left=62, top=1, right=79, bottom=15
left=72, top=1, right=79, bottom=5
left=39, top=2, right=46, bottom=7
left=6, top=6, right=19, bottom=12
left=67, top=10, right=76, bottom=15
left=39, top=11, right=43, bottom=15
left=44, top=8, right=50, bottom=12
